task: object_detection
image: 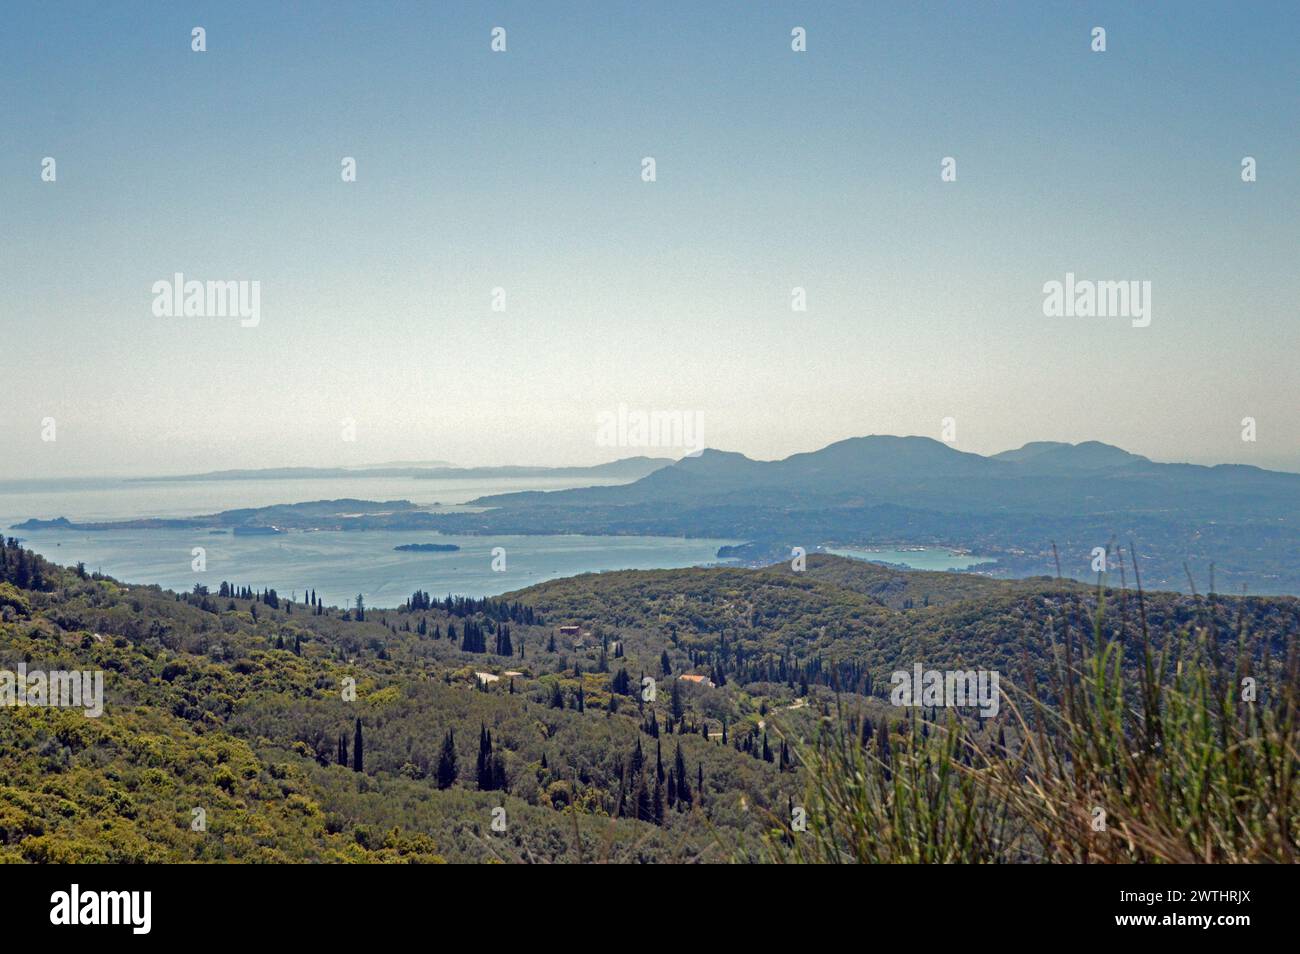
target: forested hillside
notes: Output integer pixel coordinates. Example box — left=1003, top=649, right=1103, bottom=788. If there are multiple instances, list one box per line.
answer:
left=1, top=539, right=1295, bottom=862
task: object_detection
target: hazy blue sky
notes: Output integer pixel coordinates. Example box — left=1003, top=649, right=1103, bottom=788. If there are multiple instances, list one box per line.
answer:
left=2, top=1, right=1297, bottom=478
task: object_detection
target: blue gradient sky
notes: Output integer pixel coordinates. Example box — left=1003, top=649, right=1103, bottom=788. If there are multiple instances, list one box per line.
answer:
left=2, top=1, right=1297, bottom=477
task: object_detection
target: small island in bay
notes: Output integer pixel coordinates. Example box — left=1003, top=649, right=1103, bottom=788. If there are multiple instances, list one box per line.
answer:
left=393, top=542, right=460, bottom=553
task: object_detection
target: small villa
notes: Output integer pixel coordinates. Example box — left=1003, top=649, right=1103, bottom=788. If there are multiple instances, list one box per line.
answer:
left=678, top=673, right=714, bottom=688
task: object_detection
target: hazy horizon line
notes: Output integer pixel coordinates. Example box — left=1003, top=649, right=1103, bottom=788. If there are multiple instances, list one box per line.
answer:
left=6, top=432, right=1299, bottom=486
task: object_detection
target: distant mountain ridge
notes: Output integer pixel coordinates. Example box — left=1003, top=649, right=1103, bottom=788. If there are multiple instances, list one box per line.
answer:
left=455, top=435, right=1299, bottom=594
left=13, top=436, right=1299, bottom=594
left=412, top=457, right=673, bottom=480
left=472, top=435, right=1298, bottom=515
left=989, top=440, right=1150, bottom=472
left=130, top=457, right=672, bottom=483
left=131, top=463, right=454, bottom=481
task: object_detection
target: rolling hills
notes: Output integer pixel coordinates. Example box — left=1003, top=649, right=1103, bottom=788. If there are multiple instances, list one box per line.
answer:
left=451, top=436, right=1300, bottom=594
left=2, top=534, right=1295, bottom=862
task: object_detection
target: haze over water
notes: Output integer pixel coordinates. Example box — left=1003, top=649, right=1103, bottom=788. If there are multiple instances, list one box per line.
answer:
left=0, top=473, right=737, bottom=607
left=0, top=473, right=628, bottom=523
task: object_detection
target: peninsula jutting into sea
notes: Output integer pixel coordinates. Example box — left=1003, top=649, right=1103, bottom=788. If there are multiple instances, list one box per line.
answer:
left=2, top=0, right=1294, bottom=897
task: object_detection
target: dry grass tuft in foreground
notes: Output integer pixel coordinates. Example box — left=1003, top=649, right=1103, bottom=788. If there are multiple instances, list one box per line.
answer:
left=779, top=558, right=1299, bottom=863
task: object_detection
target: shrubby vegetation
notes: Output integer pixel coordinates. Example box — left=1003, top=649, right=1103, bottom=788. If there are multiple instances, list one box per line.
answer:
left=0, top=537, right=1294, bottom=862
left=780, top=579, right=1299, bottom=863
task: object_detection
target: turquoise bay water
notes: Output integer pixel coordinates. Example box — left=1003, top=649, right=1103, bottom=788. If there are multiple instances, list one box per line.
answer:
left=825, top=547, right=994, bottom=571
left=16, top=528, right=735, bottom=608
left=1, top=476, right=997, bottom=606
left=1, top=474, right=736, bottom=607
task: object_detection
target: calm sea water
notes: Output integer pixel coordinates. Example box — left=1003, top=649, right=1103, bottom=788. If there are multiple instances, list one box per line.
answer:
left=1, top=475, right=736, bottom=607
left=0, top=474, right=626, bottom=523
left=824, top=547, right=994, bottom=571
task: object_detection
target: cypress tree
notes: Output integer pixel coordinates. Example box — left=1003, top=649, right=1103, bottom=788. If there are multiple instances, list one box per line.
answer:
left=352, top=717, right=364, bottom=773
left=674, top=743, right=691, bottom=806
left=436, top=729, right=458, bottom=789
left=631, top=738, right=644, bottom=776
left=477, top=725, right=493, bottom=790
left=636, top=776, right=652, bottom=823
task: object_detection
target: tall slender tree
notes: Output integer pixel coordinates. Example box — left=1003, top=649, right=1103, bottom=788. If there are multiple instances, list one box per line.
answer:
left=436, top=729, right=458, bottom=789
